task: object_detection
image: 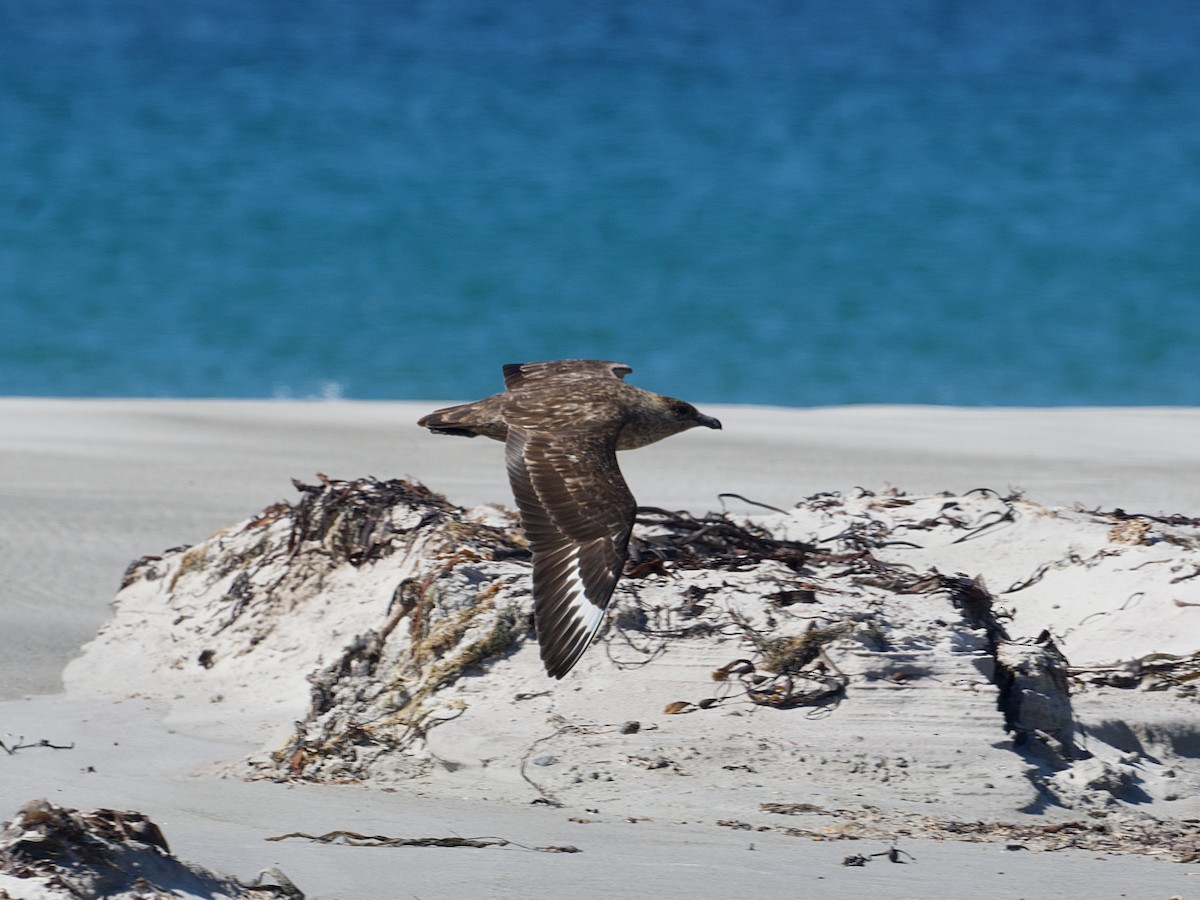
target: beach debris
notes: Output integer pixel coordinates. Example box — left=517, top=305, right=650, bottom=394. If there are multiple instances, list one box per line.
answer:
left=712, top=621, right=850, bottom=710
left=264, top=830, right=579, bottom=853
left=1070, top=650, right=1200, bottom=693
left=763, top=806, right=1200, bottom=862
left=0, top=799, right=301, bottom=898
left=629, top=505, right=814, bottom=572
left=0, top=737, right=74, bottom=756
left=842, top=844, right=915, bottom=866
left=716, top=819, right=769, bottom=831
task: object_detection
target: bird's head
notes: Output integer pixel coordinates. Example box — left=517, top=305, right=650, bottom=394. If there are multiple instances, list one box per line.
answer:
left=616, top=392, right=722, bottom=450
left=662, top=397, right=722, bottom=432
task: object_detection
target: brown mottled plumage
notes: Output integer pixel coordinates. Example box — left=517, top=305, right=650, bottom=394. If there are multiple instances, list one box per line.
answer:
left=418, top=360, right=721, bottom=679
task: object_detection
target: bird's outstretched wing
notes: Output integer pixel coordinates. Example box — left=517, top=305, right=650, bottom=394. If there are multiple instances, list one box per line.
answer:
left=505, top=426, right=635, bottom=678
left=502, top=360, right=632, bottom=391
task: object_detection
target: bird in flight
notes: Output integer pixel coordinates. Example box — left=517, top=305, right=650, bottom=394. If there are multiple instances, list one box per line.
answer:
left=418, top=360, right=721, bottom=678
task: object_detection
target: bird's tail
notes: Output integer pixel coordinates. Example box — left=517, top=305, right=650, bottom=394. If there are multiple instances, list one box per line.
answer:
left=417, top=397, right=508, bottom=441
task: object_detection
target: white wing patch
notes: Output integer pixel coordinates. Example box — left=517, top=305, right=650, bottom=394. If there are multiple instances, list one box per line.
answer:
left=563, top=547, right=605, bottom=636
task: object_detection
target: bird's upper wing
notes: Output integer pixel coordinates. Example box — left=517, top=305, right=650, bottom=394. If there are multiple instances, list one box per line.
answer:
left=502, top=360, right=632, bottom=391
left=505, top=425, right=635, bottom=679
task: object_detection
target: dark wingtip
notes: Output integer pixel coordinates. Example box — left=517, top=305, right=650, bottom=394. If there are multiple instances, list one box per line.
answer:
left=540, top=643, right=583, bottom=679
left=541, top=657, right=570, bottom=679
left=539, top=629, right=593, bottom=679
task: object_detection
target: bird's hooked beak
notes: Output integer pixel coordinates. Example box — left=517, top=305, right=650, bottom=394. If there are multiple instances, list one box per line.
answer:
left=696, top=413, right=722, bottom=430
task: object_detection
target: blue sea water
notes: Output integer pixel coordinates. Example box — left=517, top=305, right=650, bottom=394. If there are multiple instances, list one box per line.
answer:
left=2, top=0, right=1198, bottom=406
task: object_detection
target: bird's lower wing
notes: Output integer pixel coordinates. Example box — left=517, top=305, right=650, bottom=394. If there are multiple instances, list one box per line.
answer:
left=505, top=427, right=635, bottom=679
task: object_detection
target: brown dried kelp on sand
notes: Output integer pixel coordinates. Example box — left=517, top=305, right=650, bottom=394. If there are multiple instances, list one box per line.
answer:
left=628, top=506, right=815, bottom=573
left=266, top=830, right=579, bottom=853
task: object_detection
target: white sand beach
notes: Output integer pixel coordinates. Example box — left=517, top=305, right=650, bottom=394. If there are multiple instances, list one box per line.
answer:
left=2, top=399, right=1200, bottom=899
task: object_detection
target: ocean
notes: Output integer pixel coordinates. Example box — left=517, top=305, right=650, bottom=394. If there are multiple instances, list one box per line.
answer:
left=2, top=0, right=1198, bottom=407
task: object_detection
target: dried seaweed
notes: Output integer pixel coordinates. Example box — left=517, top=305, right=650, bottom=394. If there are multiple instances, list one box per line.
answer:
left=0, top=737, right=74, bottom=755
left=275, top=586, right=527, bottom=782
left=286, top=474, right=457, bottom=566
left=757, top=624, right=852, bottom=676
left=629, top=507, right=815, bottom=573
left=711, top=653, right=847, bottom=711
left=759, top=802, right=1200, bottom=862
left=1094, top=507, right=1200, bottom=528
left=1070, top=650, right=1200, bottom=692
left=842, top=845, right=915, bottom=866
left=261, top=483, right=535, bottom=782
left=265, top=830, right=579, bottom=853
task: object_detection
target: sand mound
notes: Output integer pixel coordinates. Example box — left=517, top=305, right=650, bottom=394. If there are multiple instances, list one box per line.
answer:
left=65, top=477, right=1200, bottom=857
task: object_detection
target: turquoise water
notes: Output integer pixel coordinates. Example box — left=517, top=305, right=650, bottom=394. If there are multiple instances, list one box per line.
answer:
left=2, top=1, right=1198, bottom=405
